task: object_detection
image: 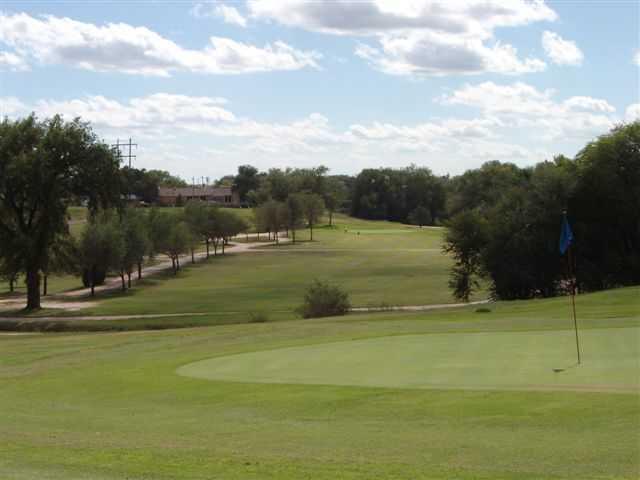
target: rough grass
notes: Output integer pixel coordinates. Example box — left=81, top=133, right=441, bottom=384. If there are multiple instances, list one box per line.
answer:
left=0, top=286, right=638, bottom=479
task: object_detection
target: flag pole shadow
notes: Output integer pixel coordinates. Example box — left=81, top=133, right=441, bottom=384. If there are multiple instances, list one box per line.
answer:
left=552, top=362, right=580, bottom=373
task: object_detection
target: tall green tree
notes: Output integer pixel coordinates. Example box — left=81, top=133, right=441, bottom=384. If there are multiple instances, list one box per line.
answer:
left=570, top=122, right=640, bottom=289
left=443, top=210, right=488, bottom=302
left=233, top=165, right=260, bottom=204
left=301, top=193, right=325, bottom=241
left=0, top=115, right=121, bottom=309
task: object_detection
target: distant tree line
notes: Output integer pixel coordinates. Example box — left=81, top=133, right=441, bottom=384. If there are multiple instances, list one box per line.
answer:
left=77, top=203, right=249, bottom=295
left=230, top=164, right=446, bottom=226
left=444, top=123, right=640, bottom=301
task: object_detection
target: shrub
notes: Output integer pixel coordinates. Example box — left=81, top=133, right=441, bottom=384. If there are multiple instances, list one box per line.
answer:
left=249, top=311, right=269, bottom=323
left=299, top=279, right=351, bottom=319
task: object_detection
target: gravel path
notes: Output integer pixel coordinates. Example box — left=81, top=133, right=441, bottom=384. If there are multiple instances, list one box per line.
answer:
left=1, top=234, right=289, bottom=312
left=0, top=300, right=490, bottom=322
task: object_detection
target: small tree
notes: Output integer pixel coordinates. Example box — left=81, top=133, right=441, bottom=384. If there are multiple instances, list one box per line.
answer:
left=186, top=224, right=199, bottom=264
left=252, top=204, right=268, bottom=241
left=79, top=213, right=125, bottom=296
left=184, top=201, right=210, bottom=258
left=0, top=255, right=21, bottom=293
left=254, top=200, right=282, bottom=242
left=299, top=279, right=351, bottom=318
left=121, top=208, right=150, bottom=286
left=150, top=212, right=190, bottom=273
left=408, top=205, right=432, bottom=227
left=442, top=210, right=488, bottom=302
left=285, top=194, right=305, bottom=243
left=214, top=210, right=249, bottom=253
left=301, top=193, right=325, bottom=241
left=324, top=178, right=347, bottom=226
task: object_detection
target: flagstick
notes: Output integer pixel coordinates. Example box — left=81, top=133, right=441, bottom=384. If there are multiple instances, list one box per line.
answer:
left=568, top=244, right=581, bottom=364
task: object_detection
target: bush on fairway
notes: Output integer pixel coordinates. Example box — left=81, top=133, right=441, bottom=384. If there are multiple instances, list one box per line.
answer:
left=248, top=311, right=269, bottom=323
left=299, top=279, right=351, bottom=318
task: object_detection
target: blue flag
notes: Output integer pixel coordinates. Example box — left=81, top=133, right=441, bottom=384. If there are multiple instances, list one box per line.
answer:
left=559, top=215, right=574, bottom=255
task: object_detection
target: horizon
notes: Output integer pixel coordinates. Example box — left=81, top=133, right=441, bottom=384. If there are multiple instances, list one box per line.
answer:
left=1, top=0, right=638, bottom=180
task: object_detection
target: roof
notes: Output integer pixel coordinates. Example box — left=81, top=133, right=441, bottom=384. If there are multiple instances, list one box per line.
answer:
left=158, top=186, right=232, bottom=198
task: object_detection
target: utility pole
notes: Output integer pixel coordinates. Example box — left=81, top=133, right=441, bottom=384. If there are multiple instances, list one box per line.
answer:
left=111, top=138, right=139, bottom=205
left=111, top=138, right=137, bottom=168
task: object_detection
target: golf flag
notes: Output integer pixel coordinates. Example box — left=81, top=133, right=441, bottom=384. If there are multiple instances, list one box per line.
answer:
left=559, top=215, right=574, bottom=255
left=559, top=212, right=581, bottom=364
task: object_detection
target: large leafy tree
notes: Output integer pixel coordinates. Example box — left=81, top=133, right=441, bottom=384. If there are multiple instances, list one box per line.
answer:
left=233, top=165, right=260, bottom=204
left=350, top=166, right=446, bottom=223
left=570, top=122, right=640, bottom=289
left=0, top=115, right=121, bottom=309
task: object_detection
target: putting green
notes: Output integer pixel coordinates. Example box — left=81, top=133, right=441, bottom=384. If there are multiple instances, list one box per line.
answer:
left=178, top=327, right=640, bottom=393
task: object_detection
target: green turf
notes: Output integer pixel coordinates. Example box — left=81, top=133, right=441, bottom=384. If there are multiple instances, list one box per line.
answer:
left=78, top=215, right=467, bottom=319
left=0, top=287, right=638, bottom=479
left=180, top=327, right=638, bottom=392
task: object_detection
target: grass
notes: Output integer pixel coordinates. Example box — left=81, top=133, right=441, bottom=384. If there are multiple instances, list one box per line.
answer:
left=1, top=286, right=638, bottom=479
left=180, top=327, right=638, bottom=392
left=0, top=206, right=256, bottom=302
left=70, top=214, right=466, bottom=320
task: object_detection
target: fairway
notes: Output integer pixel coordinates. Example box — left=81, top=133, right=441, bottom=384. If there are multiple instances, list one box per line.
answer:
left=70, top=214, right=468, bottom=321
left=179, top=327, right=639, bottom=392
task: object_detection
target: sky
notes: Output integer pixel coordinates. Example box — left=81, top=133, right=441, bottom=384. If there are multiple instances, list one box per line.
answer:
left=1, top=0, right=639, bottom=181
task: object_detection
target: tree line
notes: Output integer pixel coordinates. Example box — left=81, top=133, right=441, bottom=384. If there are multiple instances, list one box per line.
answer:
left=443, top=123, right=639, bottom=301
left=79, top=204, right=249, bottom=295
left=2, top=113, right=637, bottom=309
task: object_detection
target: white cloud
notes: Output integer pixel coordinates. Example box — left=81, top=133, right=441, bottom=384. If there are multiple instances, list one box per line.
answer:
left=248, top=0, right=557, bottom=35
left=634, top=50, right=640, bottom=66
left=32, top=94, right=236, bottom=133
left=2, top=87, right=620, bottom=178
left=349, top=117, right=499, bottom=141
left=249, top=0, right=555, bottom=76
left=0, top=96, right=27, bottom=116
left=541, top=31, right=583, bottom=66
left=438, top=81, right=616, bottom=140
left=562, top=96, right=615, bottom=113
left=191, top=2, right=248, bottom=27
left=0, top=50, right=28, bottom=71
left=356, top=32, right=545, bottom=76
left=215, top=5, right=248, bottom=27
left=626, top=103, right=640, bottom=122
left=0, top=12, right=318, bottom=76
